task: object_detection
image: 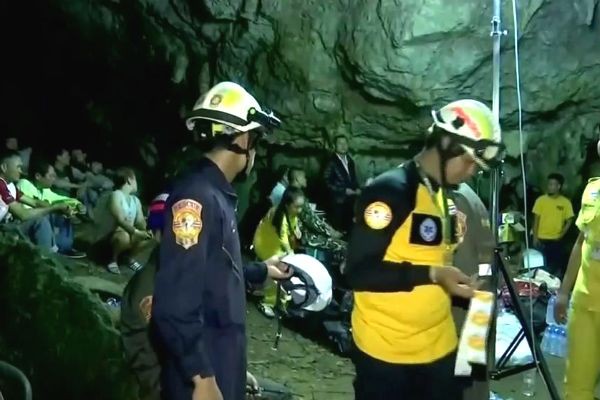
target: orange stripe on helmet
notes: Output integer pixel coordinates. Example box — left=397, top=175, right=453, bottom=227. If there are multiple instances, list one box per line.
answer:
left=451, top=106, right=481, bottom=139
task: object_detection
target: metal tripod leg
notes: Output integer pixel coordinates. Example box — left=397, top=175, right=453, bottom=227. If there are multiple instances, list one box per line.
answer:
left=272, top=281, right=284, bottom=351
left=491, top=249, right=561, bottom=399
left=496, top=328, right=525, bottom=370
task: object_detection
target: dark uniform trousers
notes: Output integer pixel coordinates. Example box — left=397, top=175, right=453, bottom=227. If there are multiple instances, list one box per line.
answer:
left=352, top=346, right=462, bottom=400
left=159, top=327, right=246, bottom=400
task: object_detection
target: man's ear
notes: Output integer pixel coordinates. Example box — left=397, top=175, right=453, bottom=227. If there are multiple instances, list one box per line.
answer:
left=0, top=162, right=6, bottom=174
left=233, top=132, right=250, bottom=149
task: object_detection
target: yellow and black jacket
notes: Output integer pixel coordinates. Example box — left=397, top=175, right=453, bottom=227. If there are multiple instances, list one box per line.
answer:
left=344, top=160, right=460, bottom=365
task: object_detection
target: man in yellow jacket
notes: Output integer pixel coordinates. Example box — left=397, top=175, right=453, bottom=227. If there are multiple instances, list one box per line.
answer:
left=344, top=99, right=504, bottom=400
left=555, top=139, right=600, bottom=400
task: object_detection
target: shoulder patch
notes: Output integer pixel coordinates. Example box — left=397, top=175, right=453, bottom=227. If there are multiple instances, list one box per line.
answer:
left=364, top=201, right=393, bottom=230
left=455, top=210, right=468, bottom=243
left=172, top=199, right=203, bottom=249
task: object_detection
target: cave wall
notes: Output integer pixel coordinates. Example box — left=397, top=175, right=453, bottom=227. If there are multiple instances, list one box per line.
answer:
left=0, top=232, right=137, bottom=400
left=5, top=0, right=600, bottom=201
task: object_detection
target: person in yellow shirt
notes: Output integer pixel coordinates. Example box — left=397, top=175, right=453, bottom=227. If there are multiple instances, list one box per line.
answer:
left=532, top=173, right=574, bottom=277
left=344, top=99, right=504, bottom=400
left=253, top=186, right=305, bottom=317
left=555, top=168, right=600, bottom=398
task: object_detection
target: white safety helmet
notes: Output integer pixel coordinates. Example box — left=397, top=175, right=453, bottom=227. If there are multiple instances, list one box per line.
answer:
left=430, top=99, right=505, bottom=169
left=280, top=254, right=333, bottom=312
left=185, top=81, right=281, bottom=135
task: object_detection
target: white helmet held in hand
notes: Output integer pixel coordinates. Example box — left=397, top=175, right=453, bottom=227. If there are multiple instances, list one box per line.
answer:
left=280, top=253, right=333, bottom=312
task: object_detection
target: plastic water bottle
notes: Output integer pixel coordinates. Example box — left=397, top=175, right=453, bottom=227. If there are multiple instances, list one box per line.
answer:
left=546, top=295, right=556, bottom=325
left=548, top=325, right=560, bottom=356
left=541, top=326, right=552, bottom=354
left=522, top=369, right=536, bottom=397
left=557, top=326, right=567, bottom=358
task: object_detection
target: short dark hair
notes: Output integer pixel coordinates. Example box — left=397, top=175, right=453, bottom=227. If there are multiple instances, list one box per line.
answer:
left=30, top=159, right=53, bottom=178
left=114, top=167, right=136, bottom=188
left=334, top=135, right=347, bottom=144
left=547, top=173, right=564, bottom=186
left=286, top=167, right=304, bottom=183
left=0, top=150, right=20, bottom=164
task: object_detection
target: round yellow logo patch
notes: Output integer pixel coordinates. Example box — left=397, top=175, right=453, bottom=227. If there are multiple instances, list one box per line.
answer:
left=364, top=201, right=392, bottom=230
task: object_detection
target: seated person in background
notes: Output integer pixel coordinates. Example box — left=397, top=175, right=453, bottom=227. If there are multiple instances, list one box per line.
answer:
left=87, top=161, right=114, bottom=191
left=52, top=148, right=82, bottom=197
left=121, top=193, right=293, bottom=400
left=70, top=148, right=89, bottom=182
left=269, top=166, right=290, bottom=207
left=93, top=167, right=153, bottom=274
left=253, top=187, right=305, bottom=317
left=6, top=136, right=32, bottom=175
left=287, top=168, right=346, bottom=259
left=17, top=160, right=86, bottom=258
left=81, top=161, right=115, bottom=218
left=532, top=172, right=574, bottom=278
left=0, top=151, right=70, bottom=250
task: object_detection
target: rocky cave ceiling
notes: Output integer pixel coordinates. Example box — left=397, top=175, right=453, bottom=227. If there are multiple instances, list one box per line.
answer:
left=4, top=0, right=600, bottom=198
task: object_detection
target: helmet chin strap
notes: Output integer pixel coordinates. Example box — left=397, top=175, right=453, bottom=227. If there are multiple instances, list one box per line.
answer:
left=226, top=135, right=254, bottom=179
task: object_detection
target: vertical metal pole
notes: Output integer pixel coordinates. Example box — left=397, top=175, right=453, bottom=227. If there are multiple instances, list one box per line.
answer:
left=487, top=0, right=506, bottom=370
left=490, top=0, right=504, bottom=244
left=487, top=3, right=560, bottom=399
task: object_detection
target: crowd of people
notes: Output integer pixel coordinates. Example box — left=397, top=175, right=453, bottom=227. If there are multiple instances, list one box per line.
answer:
left=0, top=139, right=156, bottom=275
left=3, top=78, right=599, bottom=400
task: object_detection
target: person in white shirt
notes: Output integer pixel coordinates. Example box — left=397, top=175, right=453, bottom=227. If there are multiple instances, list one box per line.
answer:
left=269, top=166, right=289, bottom=206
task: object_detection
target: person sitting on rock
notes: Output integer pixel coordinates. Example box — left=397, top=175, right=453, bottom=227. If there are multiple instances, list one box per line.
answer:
left=52, top=148, right=83, bottom=197
left=0, top=150, right=70, bottom=251
left=92, top=167, right=153, bottom=274
left=253, top=186, right=305, bottom=318
left=5, top=136, right=32, bottom=175
left=16, top=159, right=86, bottom=258
left=121, top=192, right=293, bottom=400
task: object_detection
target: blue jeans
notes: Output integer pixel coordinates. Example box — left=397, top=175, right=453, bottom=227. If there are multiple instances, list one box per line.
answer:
left=19, top=216, right=54, bottom=250
left=50, top=214, right=74, bottom=252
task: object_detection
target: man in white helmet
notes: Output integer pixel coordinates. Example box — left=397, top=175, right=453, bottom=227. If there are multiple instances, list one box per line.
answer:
left=151, top=82, right=290, bottom=400
left=343, top=99, right=504, bottom=399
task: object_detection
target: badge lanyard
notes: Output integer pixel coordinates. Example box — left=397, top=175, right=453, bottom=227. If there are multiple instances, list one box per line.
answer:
left=414, top=160, right=454, bottom=264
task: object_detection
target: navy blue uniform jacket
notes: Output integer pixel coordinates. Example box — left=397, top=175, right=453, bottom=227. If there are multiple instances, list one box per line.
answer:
left=152, top=158, right=260, bottom=400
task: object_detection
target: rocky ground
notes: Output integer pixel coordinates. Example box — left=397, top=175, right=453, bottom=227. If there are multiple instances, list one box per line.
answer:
left=3, top=224, right=598, bottom=400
